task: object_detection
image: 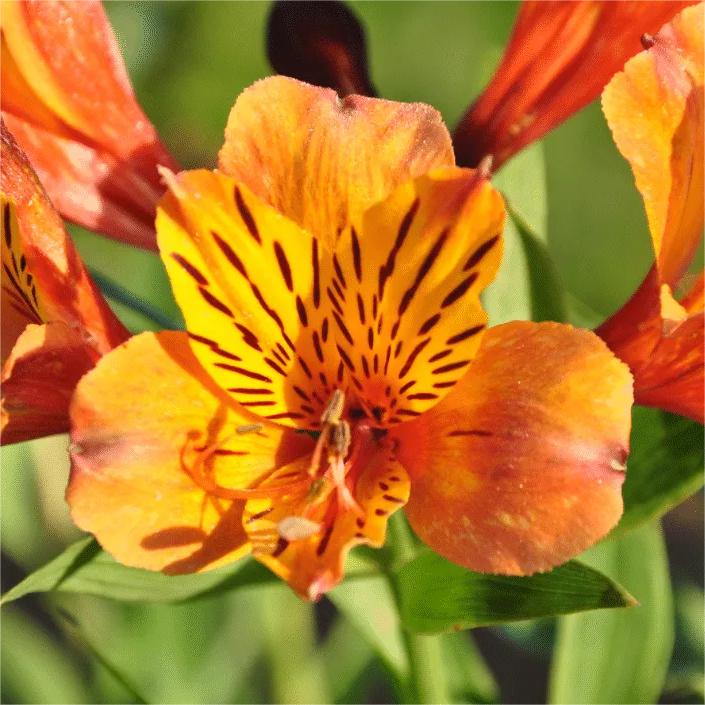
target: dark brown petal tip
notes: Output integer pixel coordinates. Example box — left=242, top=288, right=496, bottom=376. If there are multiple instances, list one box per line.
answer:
left=266, top=0, right=376, bottom=97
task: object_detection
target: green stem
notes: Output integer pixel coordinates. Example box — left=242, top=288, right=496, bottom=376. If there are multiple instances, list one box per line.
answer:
left=260, top=587, right=329, bottom=704
left=89, top=268, right=180, bottom=330
left=403, top=630, right=450, bottom=704
left=384, top=515, right=450, bottom=704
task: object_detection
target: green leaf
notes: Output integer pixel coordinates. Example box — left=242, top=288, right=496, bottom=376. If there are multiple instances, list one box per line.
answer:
left=1, top=536, right=98, bottom=604
left=1, top=606, right=95, bottom=704
left=549, top=521, right=674, bottom=704
left=58, top=609, right=148, bottom=704
left=616, top=407, right=705, bottom=534
left=510, top=209, right=567, bottom=323
left=1, top=537, right=275, bottom=605
left=259, top=587, right=330, bottom=704
left=396, top=550, right=636, bottom=634
left=482, top=142, right=566, bottom=325
left=491, top=139, right=547, bottom=235
left=439, top=632, right=499, bottom=704
left=328, top=553, right=410, bottom=681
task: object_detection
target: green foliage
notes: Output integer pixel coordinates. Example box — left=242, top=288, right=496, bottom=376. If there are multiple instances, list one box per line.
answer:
left=617, top=407, right=705, bottom=534
left=3, top=2, right=702, bottom=703
left=396, top=550, right=636, bottom=634
left=549, top=521, right=674, bottom=704
left=1, top=539, right=275, bottom=605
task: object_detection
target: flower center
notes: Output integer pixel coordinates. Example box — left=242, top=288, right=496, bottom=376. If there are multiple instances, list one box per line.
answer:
left=182, top=389, right=380, bottom=521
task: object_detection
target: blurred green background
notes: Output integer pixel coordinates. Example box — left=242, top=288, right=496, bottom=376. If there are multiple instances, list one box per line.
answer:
left=2, top=2, right=703, bottom=703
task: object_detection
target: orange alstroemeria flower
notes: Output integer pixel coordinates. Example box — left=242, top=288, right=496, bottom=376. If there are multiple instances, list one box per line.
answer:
left=596, top=4, right=704, bottom=424
left=451, top=0, right=695, bottom=169
left=1, top=121, right=129, bottom=444
left=0, top=0, right=179, bottom=250
left=67, top=77, right=633, bottom=599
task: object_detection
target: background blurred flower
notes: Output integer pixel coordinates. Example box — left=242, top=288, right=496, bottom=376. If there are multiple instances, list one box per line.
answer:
left=1, top=122, right=129, bottom=444
left=266, top=0, right=694, bottom=172
left=0, top=0, right=179, bottom=250
left=596, top=3, right=704, bottom=423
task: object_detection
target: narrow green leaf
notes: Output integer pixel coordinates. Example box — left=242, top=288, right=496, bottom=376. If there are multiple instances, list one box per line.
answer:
left=439, top=632, right=499, bottom=704
left=549, top=521, right=674, bottom=704
left=1, top=606, right=95, bottom=704
left=616, top=407, right=704, bottom=534
left=328, top=553, right=409, bottom=681
left=259, top=587, right=330, bottom=704
left=1, top=536, right=98, bottom=604
left=89, top=268, right=182, bottom=331
left=491, top=140, right=547, bottom=236
left=1, top=537, right=275, bottom=605
left=396, top=550, right=636, bottom=634
left=58, top=609, right=148, bottom=704
left=482, top=139, right=565, bottom=325
left=319, top=618, right=375, bottom=704
left=510, top=209, right=567, bottom=323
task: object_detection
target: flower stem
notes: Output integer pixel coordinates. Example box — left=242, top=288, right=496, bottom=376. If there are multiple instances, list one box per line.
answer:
left=402, top=630, right=450, bottom=704
left=260, top=587, right=329, bottom=704
left=384, top=514, right=450, bottom=704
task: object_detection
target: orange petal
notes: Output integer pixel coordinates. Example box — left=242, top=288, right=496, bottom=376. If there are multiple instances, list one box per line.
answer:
left=267, top=1, right=375, bottom=97
left=2, top=114, right=164, bottom=250
left=1, top=0, right=178, bottom=248
left=453, top=1, right=694, bottom=170
left=1, top=124, right=128, bottom=355
left=1, top=197, right=46, bottom=360
left=67, top=331, right=315, bottom=573
left=391, top=321, right=633, bottom=576
left=331, top=166, right=504, bottom=424
left=634, top=307, right=703, bottom=422
left=157, top=169, right=339, bottom=428
left=602, top=3, right=703, bottom=286
left=1, top=125, right=129, bottom=444
left=2, top=321, right=94, bottom=444
left=218, top=76, right=454, bottom=249
left=243, top=444, right=409, bottom=599
left=598, top=268, right=704, bottom=423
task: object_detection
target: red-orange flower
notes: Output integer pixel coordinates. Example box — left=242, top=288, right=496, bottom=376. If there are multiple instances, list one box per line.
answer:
left=0, top=0, right=179, bottom=250
left=452, top=1, right=695, bottom=169
left=67, top=77, right=633, bottom=599
left=1, top=121, right=129, bottom=444
left=596, top=4, right=704, bottom=424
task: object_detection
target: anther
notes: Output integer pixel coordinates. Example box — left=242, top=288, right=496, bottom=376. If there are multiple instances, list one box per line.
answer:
left=321, top=389, right=345, bottom=425
left=278, top=516, right=322, bottom=541
left=330, top=420, right=351, bottom=457
left=236, top=423, right=263, bottom=434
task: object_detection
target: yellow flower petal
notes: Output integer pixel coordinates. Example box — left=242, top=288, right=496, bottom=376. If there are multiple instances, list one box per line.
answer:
left=157, top=169, right=340, bottom=428
left=331, top=166, right=504, bottom=423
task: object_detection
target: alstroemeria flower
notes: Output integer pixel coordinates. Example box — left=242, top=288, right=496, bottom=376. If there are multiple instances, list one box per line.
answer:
left=1, top=122, right=129, bottom=444
left=596, top=4, right=704, bottom=424
left=0, top=0, right=179, bottom=250
left=67, top=78, right=633, bottom=599
left=452, top=0, right=696, bottom=169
